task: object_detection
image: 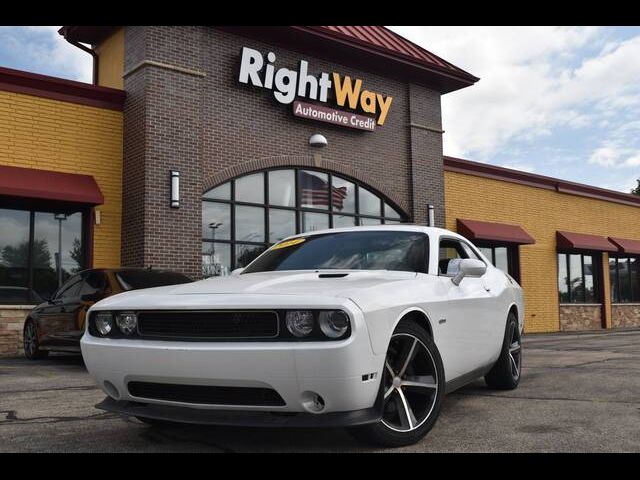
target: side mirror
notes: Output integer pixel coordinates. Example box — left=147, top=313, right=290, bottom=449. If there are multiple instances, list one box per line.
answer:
left=451, top=259, right=487, bottom=286
left=231, top=268, right=245, bottom=276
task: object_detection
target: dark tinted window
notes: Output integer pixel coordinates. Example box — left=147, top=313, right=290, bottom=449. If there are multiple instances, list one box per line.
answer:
left=115, top=270, right=192, bottom=291
left=0, top=207, right=84, bottom=304
left=243, top=231, right=428, bottom=274
left=80, top=271, right=106, bottom=299
left=56, top=275, right=82, bottom=300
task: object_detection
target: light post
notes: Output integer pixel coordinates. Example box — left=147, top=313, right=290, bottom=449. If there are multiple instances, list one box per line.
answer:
left=208, top=222, right=223, bottom=276
left=54, top=213, right=67, bottom=288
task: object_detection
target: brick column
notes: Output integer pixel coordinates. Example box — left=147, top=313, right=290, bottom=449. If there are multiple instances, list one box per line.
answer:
left=408, top=83, right=445, bottom=227
left=122, top=26, right=205, bottom=279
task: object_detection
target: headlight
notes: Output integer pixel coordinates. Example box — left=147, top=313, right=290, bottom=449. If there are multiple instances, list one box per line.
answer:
left=318, top=310, right=350, bottom=338
left=285, top=310, right=314, bottom=337
left=115, top=311, right=138, bottom=335
left=94, top=312, right=114, bottom=336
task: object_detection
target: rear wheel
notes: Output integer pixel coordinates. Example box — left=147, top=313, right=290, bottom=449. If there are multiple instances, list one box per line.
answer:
left=23, top=319, right=48, bottom=360
left=484, top=313, right=522, bottom=390
left=348, top=319, right=445, bottom=447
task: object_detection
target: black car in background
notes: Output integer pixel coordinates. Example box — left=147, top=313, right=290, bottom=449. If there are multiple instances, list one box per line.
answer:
left=23, top=268, right=193, bottom=359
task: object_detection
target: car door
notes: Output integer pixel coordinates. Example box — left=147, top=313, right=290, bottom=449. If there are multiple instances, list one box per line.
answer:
left=434, top=236, right=495, bottom=381
left=37, top=275, right=82, bottom=346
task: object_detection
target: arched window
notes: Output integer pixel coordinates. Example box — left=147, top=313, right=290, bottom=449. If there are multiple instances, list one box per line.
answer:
left=202, top=168, right=406, bottom=277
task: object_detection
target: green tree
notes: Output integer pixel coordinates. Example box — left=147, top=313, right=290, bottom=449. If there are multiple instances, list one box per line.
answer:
left=1, top=239, right=51, bottom=267
left=69, top=238, right=83, bottom=272
left=632, top=179, right=640, bottom=196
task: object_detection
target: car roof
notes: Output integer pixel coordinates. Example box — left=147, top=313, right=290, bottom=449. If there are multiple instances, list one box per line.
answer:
left=280, top=224, right=464, bottom=241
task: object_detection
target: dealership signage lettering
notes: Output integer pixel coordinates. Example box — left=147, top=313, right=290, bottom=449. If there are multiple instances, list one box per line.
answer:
left=238, top=47, right=393, bottom=130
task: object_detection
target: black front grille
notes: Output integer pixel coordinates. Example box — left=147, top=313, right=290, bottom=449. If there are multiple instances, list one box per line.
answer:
left=128, top=381, right=286, bottom=406
left=136, top=310, right=279, bottom=340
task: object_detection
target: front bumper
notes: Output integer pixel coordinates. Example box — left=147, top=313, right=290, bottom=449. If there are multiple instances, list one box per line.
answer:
left=96, top=396, right=382, bottom=427
left=81, top=302, right=385, bottom=419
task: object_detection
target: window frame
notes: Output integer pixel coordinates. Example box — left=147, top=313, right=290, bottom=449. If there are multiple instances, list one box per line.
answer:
left=474, top=241, right=521, bottom=283
left=557, top=251, right=601, bottom=304
left=0, top=202, right=88, bottom=305
left=609, top=255, right=640, bottom=304
left=202, top=167, right=407, bottom=275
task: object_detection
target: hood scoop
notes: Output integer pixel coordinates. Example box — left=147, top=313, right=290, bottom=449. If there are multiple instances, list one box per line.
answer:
left=318, top=273, right=349, bottom=278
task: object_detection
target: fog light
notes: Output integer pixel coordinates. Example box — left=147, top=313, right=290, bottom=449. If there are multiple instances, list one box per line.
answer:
left=95, top=312, right=113, bottom=336
left=116, top=311, right=138, bottom=335
left=285, top=310, right=314, bottom=337
left=318, top=310, right=349, bottom=338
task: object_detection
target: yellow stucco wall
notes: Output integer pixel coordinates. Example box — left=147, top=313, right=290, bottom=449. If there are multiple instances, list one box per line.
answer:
left=95, top=27, right=124, bottom=89
left=0, top=90, right=123, bottom=269
left=445, top=170, right=640, bottom=333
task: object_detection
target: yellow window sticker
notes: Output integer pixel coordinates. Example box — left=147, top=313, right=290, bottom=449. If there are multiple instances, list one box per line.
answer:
left=271, top=237, right=306, bottom=250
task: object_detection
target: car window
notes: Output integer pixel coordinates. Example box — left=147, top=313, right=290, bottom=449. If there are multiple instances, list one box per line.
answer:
left=80, top=271, right=106, bottom=299
left=438, top=239, right=469, bottom=275
left=55, top=275, right=83, bottom=300
left=243, top=231, right=429, bottom=274
left=460, top=242, right=482, bottom=261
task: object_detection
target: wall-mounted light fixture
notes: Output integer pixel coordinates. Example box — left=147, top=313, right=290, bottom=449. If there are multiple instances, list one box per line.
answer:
left=170, top=170, right=180, bottom=208
left=428, top=204, right=435, bottom=227
left=309, top=133, right=328, bottom=147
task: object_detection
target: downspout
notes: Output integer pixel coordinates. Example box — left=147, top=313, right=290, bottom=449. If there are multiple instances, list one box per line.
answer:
left=59, top=28, right=99, bottom=85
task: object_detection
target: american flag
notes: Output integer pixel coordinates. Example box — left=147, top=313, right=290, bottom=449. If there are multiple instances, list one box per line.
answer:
left=300, top=171, right=348, bottom=210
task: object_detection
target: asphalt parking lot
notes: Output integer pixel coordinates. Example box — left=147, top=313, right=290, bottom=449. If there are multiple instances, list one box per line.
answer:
left=1, top=329, right=639, bottom=452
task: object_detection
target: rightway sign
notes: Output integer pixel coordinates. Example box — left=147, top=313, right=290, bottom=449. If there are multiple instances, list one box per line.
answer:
left=238, top=46, right=393, bottom=131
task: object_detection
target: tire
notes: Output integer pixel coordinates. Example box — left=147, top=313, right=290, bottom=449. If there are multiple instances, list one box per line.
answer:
left=484, top=312, right=522, bottom=390
left=23, top=319, right=48, bottom=360
left=348, top=318, right=445, bottom=448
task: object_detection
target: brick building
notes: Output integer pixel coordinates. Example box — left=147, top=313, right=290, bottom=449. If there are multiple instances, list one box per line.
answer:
left=0, top=26, right=639, bottom=356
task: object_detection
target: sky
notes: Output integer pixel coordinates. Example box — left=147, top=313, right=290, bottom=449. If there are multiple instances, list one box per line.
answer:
left=1, top=26, right=639, bottom=194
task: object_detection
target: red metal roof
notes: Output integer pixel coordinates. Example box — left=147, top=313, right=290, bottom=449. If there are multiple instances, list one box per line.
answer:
left=61, top=26, right=479, bottom=93
left=313, top=26, right=477, bottom=83
left=557, top=231, right=617, bottom=252
left=0, top=65, right=125, bottom=110
left=457, top=219, right=535, bottom=245
left=608, top=237, right=640, bottom=255
left=0, top=165, right=104, bottom=205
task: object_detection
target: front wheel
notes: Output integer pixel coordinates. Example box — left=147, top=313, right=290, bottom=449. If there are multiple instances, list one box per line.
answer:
left=348, top=319, right=445, bottom=448
left=484, top=312, right=522, bottom=390
left=23, top=319, right=48, bottom=360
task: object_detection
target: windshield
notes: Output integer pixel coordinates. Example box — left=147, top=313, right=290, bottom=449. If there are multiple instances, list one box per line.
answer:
left=243, top=230, right=429, bottom=274
left=115, top=270, right=193, bottom=291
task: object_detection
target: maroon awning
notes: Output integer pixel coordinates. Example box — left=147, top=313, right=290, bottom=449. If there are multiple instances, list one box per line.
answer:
left=556, top=231, right=617, bottom=252
left=457, top=219, right=535, bottom=245
left=0, top=165, right=104, bottom=205
left=608, top=237, right=640, bottom=255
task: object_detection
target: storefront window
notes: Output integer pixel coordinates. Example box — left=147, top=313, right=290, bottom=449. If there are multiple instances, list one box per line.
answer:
left=201, top=168, right=407, bottom=276
left=558, top=252, right=599, bottom=304
left=477, top=244, right=519, bottom=281
left=610, top=256, right=640, bottom=303
left=0, top=207, right=85, bottom=304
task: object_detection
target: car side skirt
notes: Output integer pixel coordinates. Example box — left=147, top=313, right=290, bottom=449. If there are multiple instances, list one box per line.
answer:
left=444, top=364, right=493, bottom=395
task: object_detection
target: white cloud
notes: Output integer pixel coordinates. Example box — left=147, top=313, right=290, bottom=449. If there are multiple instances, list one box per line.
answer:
left=388, top=26, right=640, bottom=168
left=0, top=26, right=92, bottom=82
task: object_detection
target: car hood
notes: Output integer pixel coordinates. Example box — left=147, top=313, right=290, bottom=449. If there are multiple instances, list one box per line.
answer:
left=91, top=270, right=417, bottom=309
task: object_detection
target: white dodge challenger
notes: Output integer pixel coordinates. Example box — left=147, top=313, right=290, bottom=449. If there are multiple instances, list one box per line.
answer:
left=81, top=226, right=524, bottom=447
